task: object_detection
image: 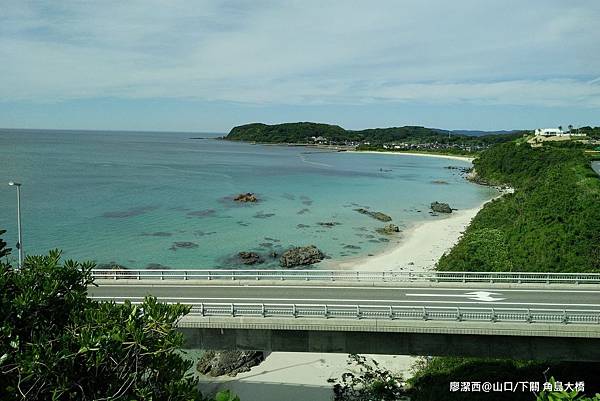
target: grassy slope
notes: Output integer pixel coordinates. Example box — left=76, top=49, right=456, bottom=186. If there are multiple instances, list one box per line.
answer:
left=408, top=143, right=600, bottom=400
left=437, top=142, right=600, bottom=273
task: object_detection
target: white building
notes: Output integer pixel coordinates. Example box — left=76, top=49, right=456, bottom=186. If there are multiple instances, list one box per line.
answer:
left=535, top=128, right=564, bottom=136
left=534, top=128, right=587, bottom=138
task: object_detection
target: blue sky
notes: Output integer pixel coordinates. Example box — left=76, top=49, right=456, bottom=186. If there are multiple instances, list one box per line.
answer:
left=1, top=1, right=599, bottom=132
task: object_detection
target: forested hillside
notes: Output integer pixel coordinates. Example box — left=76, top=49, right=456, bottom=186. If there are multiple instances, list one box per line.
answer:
left=225, top=122, right=523, bottom=146
left=437, top=142, right=600, bottom=272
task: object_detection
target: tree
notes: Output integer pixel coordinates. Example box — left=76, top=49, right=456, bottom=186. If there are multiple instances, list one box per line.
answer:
left=568, top=124, right=574, bottom=133
left=0, top=230, right=237, bottom=401
left=330, top=354, right=407, bottom=401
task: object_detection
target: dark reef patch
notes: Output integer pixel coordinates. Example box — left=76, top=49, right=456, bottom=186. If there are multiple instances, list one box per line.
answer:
left=141, top=231, right=172, bottom=237
left=169, top=241, right=199, bottom=251
left=297, top=208, right=310, bottom=215
left=102, top=206, right=158, bottom=218
left=194, top=230, right=217, bottom=237
left=253, top=211, right=275, bottom=219
left=296, top=224, right=310, bottom=229
left=146, top=263, right=172, bottom=270
left=187, top=209, right=217, bottom=217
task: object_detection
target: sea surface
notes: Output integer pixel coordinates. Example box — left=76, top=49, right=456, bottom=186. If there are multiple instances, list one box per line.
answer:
left=0, top=129, right=497, bottom=269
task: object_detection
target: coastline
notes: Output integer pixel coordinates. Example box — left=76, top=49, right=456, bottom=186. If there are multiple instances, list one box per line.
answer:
left=347, top=149, right=475, bottom=162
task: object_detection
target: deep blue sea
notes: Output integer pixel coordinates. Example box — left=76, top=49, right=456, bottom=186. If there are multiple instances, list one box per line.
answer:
left=0, top=129, right=497, bottom=269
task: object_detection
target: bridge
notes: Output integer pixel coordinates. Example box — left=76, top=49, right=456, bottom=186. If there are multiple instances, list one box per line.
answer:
left=90, top=269, right=600, bottom=361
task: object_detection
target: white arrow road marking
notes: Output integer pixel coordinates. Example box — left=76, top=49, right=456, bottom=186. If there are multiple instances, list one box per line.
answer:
left=405, top=291, right=506, bottom=302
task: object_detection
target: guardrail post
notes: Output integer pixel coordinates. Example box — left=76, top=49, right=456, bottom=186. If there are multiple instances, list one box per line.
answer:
left=546, top=274, right=550, bottom=285
left=261, top=304, right=265, bottom=317
left=113, top=270, right=117, bottom=280
left=161, top=271, right=164, bottom=281
left=184, top=271, right=188, bottom=281
left=562, top=310, right=569, bottom=324
left=526, top=309, right=532, bottom=323
left=356, top=305, right=361, bottom=319
left=324, top=305, right=329, bottom=318
left=330, top=272, right=334, bottom=282
left=462, top=273, right=466, bottom=283
left=137, top=271, right=141, bottom=280
left=389, top=306, right=394, bottom=319
left=207, top=271, right=211, bottom=281
left=292, top=304, right=297, bottom=318
left=456, top=307, right=462, bottom=322
left=200, top=303, right=205, bottom=317
left=356, top=271, right=360, bottom=282
left=422, top=307, right=428, bottom=321
left=231, top=303, right=235, bottom=317
left=490, top=308, right=497, bottom=323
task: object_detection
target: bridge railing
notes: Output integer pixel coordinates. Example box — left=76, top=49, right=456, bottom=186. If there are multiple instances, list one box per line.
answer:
left=91, top=269, right=600, bottom=285
left=170, top=303, right=600, bottom=325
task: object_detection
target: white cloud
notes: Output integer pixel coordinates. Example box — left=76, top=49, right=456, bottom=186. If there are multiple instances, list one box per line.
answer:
left=1, top=0, right=600, bottom=108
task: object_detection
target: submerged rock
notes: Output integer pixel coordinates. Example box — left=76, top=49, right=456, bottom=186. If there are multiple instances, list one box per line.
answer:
left=317, top=222, right=341, bottom=227
left=376, top=224, right=401, bottom=235
left=169, top=241, right=199, bottom=251
left=234, top=193, right=258, bottom=202
left=197, top=351, right=265, bottom=377
left=430, top=201, right=453, bottom=214
left=279, top=245, right=325, bottom=267
left=238, top=251, right=264, bottom=265
left=354, top=208, right=392, bottom=222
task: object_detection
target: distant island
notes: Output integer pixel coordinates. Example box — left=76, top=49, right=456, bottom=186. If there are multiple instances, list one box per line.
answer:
left=224, top=122, right=525, bottom=155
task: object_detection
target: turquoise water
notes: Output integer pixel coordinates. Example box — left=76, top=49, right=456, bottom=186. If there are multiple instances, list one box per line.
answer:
left=0, top=129, right=497, bottom=269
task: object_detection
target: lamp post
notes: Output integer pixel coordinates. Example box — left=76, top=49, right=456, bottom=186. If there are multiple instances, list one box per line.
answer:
left=8, top=182, right=23, bottom=268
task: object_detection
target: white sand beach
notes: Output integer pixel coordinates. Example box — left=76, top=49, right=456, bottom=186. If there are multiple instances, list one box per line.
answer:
left=199, top=153, right=498, bottom=401
left=327, top=204, right=484, bottom=272
left=348, top=150, right=475, bottom=162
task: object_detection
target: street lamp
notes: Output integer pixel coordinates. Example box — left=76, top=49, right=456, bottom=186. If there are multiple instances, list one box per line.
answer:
left=8, top=182, right=23, bottom=268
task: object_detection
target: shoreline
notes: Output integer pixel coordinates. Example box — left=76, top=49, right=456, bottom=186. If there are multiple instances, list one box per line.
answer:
left=323, top=202, right=488, bottom=273
left=347, top=149, right=475, bottom=162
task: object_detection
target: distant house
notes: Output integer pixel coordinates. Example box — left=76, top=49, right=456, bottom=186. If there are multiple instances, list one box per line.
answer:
left=311, top=136, right=328, bottom=144
left=535, top=128, right=563, bottom=136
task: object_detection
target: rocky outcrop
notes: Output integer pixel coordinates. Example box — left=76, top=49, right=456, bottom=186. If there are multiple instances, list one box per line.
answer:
left=234, top=193, right=258, bottom=202
left=376, top=224, right=400, bottom=235
left=197, top=351, right=265, bottom=377
left=430, top=201, right=452, bottom=213
left=317, top=222, right=341, bottom=227
left=279, top=245, right=325, bottom=267
left=238, top=251, right=264, bottom=265
left=354, top=208, right=392, bottom=222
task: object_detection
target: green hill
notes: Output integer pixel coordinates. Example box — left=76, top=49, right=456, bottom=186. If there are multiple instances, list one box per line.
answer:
left=438, top=142, right=600, bottom=273
left=224, top=122, right=523, bottom=147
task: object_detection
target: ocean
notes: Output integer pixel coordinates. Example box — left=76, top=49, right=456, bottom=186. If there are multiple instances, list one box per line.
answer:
left=0, top=129, right=497, bottom=269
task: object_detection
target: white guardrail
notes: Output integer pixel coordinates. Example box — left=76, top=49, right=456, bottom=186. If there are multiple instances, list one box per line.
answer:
left=91, top=269, right=600, bottom=284
left=150, top=303, right=600, bottom=325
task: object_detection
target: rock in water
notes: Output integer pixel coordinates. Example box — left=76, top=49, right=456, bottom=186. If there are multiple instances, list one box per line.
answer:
left=430, top=201, right=452, bottom=213
left=376, top=224, right=401, bottom=235
left=197, top=351, right=265, bottom=377
left=234, top=193, right=258, bottom=202
left=279, top=245, right=325, bottom=267
left=238, top=251, right=264, bottom=265
left=354, top=208, right=392, bottom=222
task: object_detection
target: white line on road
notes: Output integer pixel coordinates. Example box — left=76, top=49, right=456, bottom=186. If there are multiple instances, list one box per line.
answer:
left=89, top=296, right=600, bottom=308
left=91, top=284, right=600, bottom=293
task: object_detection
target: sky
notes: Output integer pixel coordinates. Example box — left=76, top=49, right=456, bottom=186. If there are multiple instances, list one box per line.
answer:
left=1, top=0, right=599, bottom=133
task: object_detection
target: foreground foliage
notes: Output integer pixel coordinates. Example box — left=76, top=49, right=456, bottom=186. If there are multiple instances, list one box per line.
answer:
left=407, top=358, right=600, bottom=401
left=0, top=234, right=235, bottom=400
left=330, top=354, right=407, bottom=401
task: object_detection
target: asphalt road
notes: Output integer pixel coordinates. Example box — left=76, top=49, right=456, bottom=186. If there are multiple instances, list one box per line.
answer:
left=89, top=283, right=600, bottom=310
